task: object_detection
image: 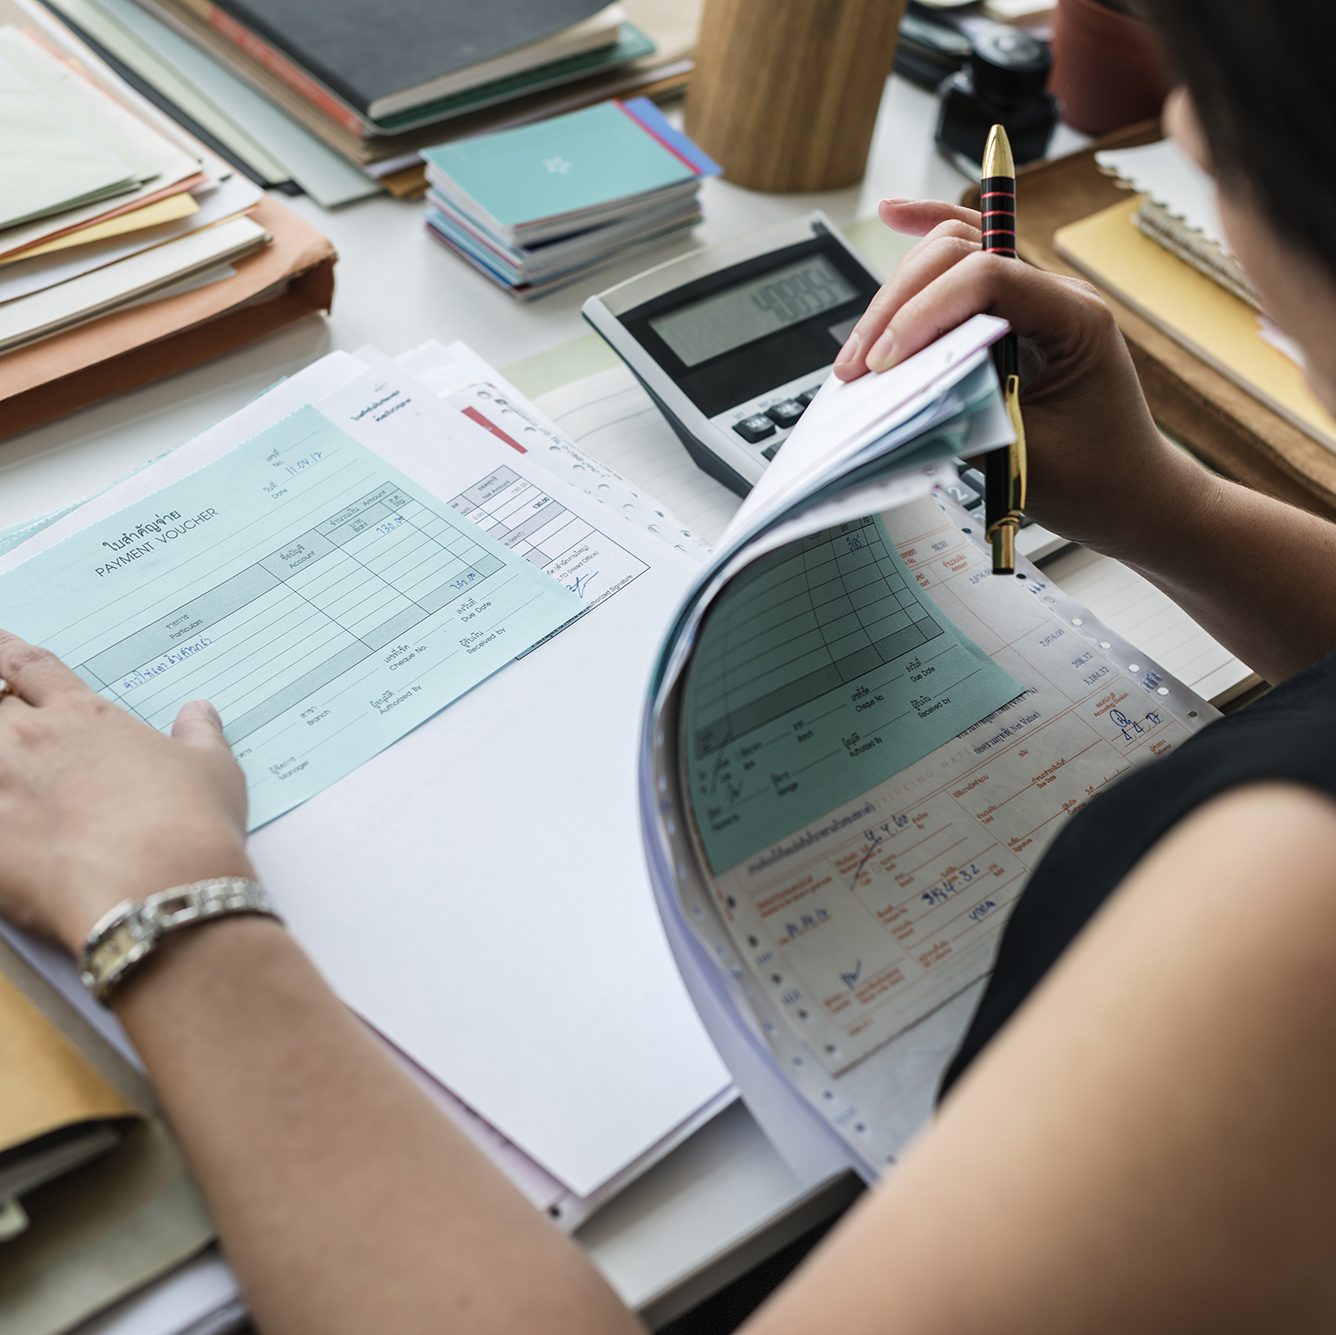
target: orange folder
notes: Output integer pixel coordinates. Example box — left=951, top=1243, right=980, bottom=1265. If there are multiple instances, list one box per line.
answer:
left=0, top=196, right=336, bottom=440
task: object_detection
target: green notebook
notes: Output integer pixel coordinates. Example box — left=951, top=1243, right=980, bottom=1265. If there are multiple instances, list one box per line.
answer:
left=370, top=24, right=656, bottom=135
left=422, top=96, right=719, bottom=233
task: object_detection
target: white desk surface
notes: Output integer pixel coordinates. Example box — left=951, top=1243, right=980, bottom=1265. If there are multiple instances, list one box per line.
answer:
left=1, top=74, right=1085, bottom=1327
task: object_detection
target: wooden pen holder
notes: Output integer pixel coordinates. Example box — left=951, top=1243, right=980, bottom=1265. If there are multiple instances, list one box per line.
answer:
left=685, top=0, right=906, bottom=193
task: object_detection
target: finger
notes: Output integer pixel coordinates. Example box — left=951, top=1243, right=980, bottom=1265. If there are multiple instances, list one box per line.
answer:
left=878, top=198, right=982, bottom=238
left=834, top=225, right=980, bottom=380
left=0, top=630, right=86, bottom=706
left=171, top=699, right=229, bottom=752
left=867, top=250, right=1105, bottom=374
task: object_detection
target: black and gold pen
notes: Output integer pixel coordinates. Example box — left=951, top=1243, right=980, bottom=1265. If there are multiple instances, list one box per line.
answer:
left=979, top=123, right=1028, bottom=575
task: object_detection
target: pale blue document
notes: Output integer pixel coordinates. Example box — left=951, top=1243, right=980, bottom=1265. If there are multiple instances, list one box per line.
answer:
left=681, top=516, right=1023, bottom=873
left=0, top=407, right=579, bottom=828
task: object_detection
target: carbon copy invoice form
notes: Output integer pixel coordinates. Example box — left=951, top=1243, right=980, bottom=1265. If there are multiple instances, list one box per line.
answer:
left=0, top=352, right=734, bottom=1200
left=0, top=405, right=580, bottom=828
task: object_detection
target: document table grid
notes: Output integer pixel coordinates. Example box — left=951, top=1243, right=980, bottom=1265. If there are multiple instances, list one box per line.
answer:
left=73, top=483, right=503, bottom=740
left=691, top=517, right=948, bottom=755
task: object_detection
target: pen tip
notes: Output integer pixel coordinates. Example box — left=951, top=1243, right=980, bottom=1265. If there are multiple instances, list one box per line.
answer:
left=982, top=124, right=1015, bottom=179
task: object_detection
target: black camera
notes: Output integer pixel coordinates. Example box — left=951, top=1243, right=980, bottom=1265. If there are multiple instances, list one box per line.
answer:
left=935, top=26, right=1058, bottom=171
left=895, top=7, right=1057, bottom=172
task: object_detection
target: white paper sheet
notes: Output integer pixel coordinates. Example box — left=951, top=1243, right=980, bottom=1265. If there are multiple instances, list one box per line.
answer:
left=0, top=213, right=266, bottom=350
left=245, top=364, right=730, bottom=1197
left=0, top=28, right=138, bottom=228
left=2, top=350, right=731, bottom=1200
left=78, top=1251, right=241, bottom=1335
left=535, top=365, right=742, bottom=548
left=0, top=27, right=200, bottom=258
left=0, top=170, right=261, bottom=305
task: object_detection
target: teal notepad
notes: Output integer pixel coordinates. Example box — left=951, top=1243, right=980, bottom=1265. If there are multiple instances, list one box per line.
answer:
left=422, top=98, right=720, bottom=232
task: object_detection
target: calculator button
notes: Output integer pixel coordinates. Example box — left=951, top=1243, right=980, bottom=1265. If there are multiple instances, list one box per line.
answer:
left=954, top=469, right=985, bottom=509
left=762, top=441, right=784, bottom=461
left=734, top=414, right=776, bottom=443
left=798, top=387, right=820, bottom=406
left=941, top=480, right=979, bottom=510
left=765, top=399, right=805, bottom=428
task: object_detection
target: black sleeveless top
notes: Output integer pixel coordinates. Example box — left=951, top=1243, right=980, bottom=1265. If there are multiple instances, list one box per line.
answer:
left=941, top=649, right=1336, bottom=1094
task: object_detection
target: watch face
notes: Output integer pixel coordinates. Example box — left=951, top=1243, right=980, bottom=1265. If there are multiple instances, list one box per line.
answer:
left=83, top=909, right=154, bottom=999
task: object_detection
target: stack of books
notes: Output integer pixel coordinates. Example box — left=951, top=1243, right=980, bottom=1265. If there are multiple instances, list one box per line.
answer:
left=0, top=0, right=335, bottom=437
left=422, top=97, right=719, bottom=299
left=39, top=0, right=701, bottom=202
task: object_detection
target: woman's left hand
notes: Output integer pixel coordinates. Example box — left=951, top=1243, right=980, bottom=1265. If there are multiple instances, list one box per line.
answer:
left=0, top=630, right=252, bottom=956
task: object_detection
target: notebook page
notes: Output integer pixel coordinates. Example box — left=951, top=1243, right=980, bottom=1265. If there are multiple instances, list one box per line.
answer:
left=535, top=365, right=741, bottom=547
left=1043, top=544, right=1256, bottom=705
left=1096, top=139, right=1230, bottom=254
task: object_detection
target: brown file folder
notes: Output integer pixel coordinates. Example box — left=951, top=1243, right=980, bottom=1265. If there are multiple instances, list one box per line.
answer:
left=0, top=196, right=336, bottom=441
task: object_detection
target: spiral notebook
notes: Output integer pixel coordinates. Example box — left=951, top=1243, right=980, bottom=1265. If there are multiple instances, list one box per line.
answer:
left=1096, top=139, right=1257, bottom=307
left=1055, top=196, right=1336, bottom=456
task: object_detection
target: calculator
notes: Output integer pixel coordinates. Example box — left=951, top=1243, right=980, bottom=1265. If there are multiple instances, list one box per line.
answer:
left=583, top=212, right=878, bottom=496
left=583, top=212, right=1065, bottom=559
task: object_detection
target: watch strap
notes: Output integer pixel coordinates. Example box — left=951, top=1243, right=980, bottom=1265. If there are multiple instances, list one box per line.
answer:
left=79, top=878, right=280, bottom=1004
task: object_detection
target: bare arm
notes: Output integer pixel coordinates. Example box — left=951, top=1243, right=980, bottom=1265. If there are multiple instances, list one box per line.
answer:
left=835, top=199, right=1336, bottom=683
left=0, top=634, right=641, bottom=1335
left=749, top=782, right=1336, bottom=1334
left=1113, top=459, right=1336, bottom=684
left=6, top=644, right=1336, bottom=1333
left=111, top=921, right=642, bottom=1335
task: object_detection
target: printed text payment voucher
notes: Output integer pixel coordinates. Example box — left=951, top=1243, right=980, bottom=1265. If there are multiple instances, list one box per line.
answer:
left=1, top=406, right=578, bottom=827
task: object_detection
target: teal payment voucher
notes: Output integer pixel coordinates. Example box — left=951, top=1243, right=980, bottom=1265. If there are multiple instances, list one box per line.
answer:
left=0, top=407, right=579, bottom=828
left=682, top=517, right=1023, bottom=873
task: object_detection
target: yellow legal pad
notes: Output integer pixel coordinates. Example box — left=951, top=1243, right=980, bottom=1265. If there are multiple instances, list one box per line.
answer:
left=0, top=969, right=130, bottom=1149
left=1055, top=196, right=1336, bottom=453
left=0, top=192, right=200, bottom=265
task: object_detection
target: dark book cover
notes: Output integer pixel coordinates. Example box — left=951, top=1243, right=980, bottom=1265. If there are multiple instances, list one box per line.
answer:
left=213, top=0, right=612, bottom=114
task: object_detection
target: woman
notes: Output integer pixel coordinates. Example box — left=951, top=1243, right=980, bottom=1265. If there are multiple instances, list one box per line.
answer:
left=6, top=3, right=1336, bottom=1329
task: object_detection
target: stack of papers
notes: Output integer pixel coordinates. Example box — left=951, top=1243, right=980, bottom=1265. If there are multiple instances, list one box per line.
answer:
left=38, top=0, right=701, bottom=202
left=422, top=96, right=719, bottom=298
left=0, top=0, right=335, bottom=438
left=0, top=339, right=732, bottom=1330
left=0, top=15, right=266, bottom=352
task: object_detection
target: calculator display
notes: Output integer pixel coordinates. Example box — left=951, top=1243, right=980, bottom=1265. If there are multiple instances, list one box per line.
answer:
left=647, top=256, right=858, bottom=369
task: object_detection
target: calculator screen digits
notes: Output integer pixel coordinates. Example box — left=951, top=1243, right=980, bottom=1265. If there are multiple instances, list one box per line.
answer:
left=648, top=256, right=858, bottom=368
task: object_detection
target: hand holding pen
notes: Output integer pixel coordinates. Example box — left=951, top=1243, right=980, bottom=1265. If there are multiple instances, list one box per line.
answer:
left=832, top=173, right=1169, bottom=566
left=833, top=138, right=1028, bottom=573
left=979, top=123, right=1027, bottom=574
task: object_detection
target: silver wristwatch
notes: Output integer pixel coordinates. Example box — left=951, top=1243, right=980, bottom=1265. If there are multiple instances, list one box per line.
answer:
left=79, top=878, right=281, bottom=1004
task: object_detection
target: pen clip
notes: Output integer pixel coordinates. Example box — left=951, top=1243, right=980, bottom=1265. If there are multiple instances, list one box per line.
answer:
left=985, top=374, right=1028, bottom=574
left=1003, top=373, right=1028, bottom=515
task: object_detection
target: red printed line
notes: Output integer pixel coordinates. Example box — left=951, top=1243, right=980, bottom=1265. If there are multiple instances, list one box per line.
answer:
left=462, top=406, right=526, bottom=453
left=980, top=190, right=1015, bottom=200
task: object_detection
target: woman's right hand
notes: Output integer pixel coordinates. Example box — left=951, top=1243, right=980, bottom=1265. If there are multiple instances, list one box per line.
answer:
left=834, top=199, right=1193, bottom=557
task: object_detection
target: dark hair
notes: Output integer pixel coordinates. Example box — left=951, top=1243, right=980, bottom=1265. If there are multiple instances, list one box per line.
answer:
left=1144, top=2, right=1336, bottom=273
